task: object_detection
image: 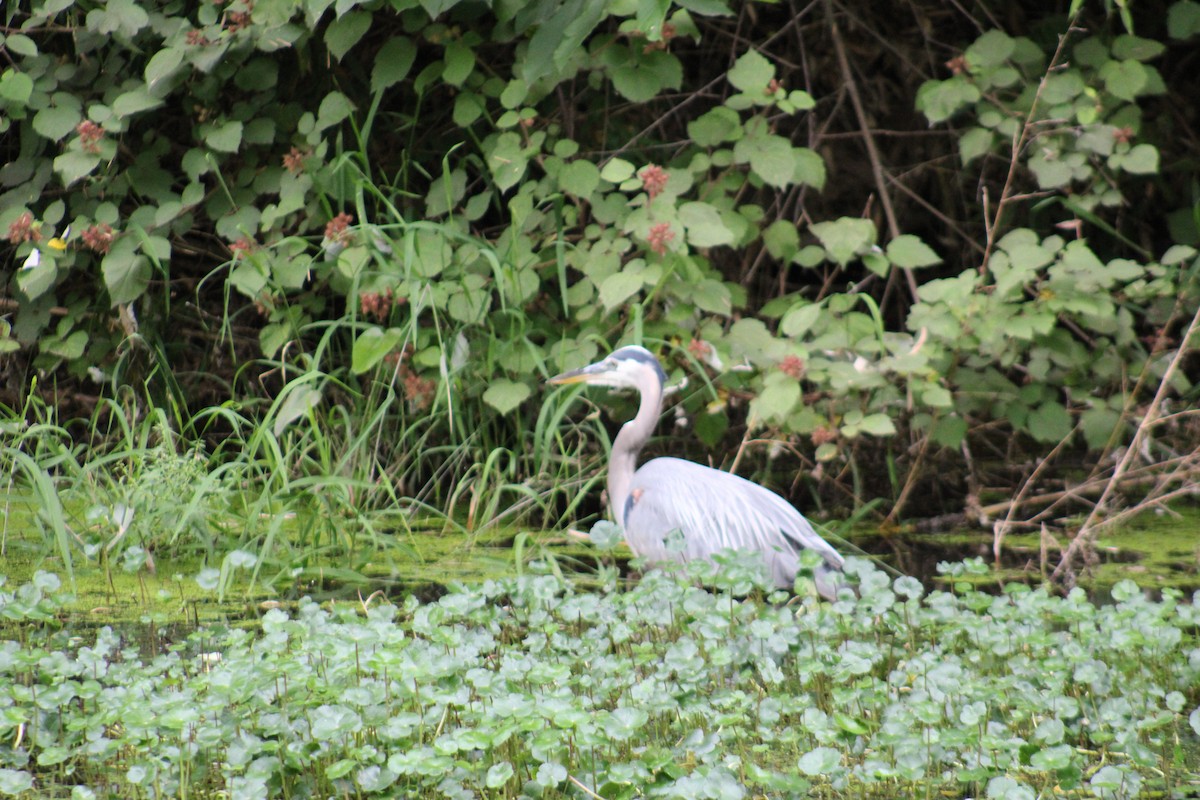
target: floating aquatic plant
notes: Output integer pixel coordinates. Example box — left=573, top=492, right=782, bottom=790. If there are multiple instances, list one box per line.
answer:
left=0, top=561, right=1197, bottom=799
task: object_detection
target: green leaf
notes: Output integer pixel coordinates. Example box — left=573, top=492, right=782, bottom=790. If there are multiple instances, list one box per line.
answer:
left=442, top=40, right=475, bottom=86
left=604, top=707, right=648, bottom=739
left=101, top=238, right=151, bottom=306
left=609, top=50, right=681, bottom=102
left=751, top=375, right=800, bottom=424
left=112, top=85, right=163, bottom=117
left=1111, top=34, right=1166, bottom=61
left=792, top=148, right=825, bottom=189
left=1080, top=405, right=1121, bottom=451
left=915, top=76, right=981, bottom=124
left=797, top=747, right=841, bottom=776
left=859, top=413, right=896, bottom=437
left=959, top=127, right=995, bottom=165
left=1027, top=400, right=1072, bottom=443
left=315, top=91, right=354, bottom=132
left=588, top=520, right=624, bottom=551
left=1169, top=1, right=1200, bottom=38
left=727, top=49, right=774, bottom=93
left=1027, top=151, right=1073, bottom=189
left=687, top=106, right=742, bottom=147
left=53, top=149, right=101, bottom=186
left=482, top=380, right=531, bottom=414
left=87, top=0, right=149, bottom=36
left=325, top=10, right=372, bottom=61
left=16, top=253, right=56, bottom=299
left=810, top=217, right=876, bottom=266
left=1100, top=59, right=1147, bottom=101
left=733, top=131, right=794, bottom=189
left=0, top=769, right=33, bottom=795
left=781, top=303, right=821, bottom=337
left=922, top=385, right=954, bottom=408
left=692, top=279, right=732, bottom=315
left=145, top=47, right=185, bottom=93
left=352, top=327, right=404, bottom=374
left=932, top=415, right=967, bottom=448
left=487, top=131, right=527, bottom=192
left=42, top=329, right=87, bottom=360
left=371, top=36, right=417, bottom=93
left=1115, top=143, right=1159, bottom=174
left=679, top=202, right=734, bottom=247
left=274, top=386, right=322, bottom=436
left=521, top=0, right=605, bottom=85
left=559, top=160, right=600, bottom=197
left=676, top=0, right=732, bottom=13
left=1041, top=71, right=1086, bottom=104
left=205, top=120, right=243, bottom=153
left=887, top=235, right=941, bottom=269
left=0, top=69, right=34, bottom=104
left=3, top=34, right=37, bottom=57
left=763, top=220, right=799, bottom=260
left=599, top=158, right=635, bottom=183
left=32, top=105, right=82, bottom=141
left=599, top=269, right=643, bottom=312
left=965, top=29, right=1015, bottom=68
left=485, top=762, right=515, bottom=789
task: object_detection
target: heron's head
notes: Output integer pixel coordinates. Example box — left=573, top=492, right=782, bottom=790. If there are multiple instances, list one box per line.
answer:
left=548, top=345, right=667, bottom=391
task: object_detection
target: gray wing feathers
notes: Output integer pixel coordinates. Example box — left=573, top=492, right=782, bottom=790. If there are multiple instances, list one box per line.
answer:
left=621, top=457, right=843, bottom=591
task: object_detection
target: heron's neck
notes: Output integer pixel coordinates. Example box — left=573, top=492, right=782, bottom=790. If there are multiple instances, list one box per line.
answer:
left=609, top=381, right=662, bottom=526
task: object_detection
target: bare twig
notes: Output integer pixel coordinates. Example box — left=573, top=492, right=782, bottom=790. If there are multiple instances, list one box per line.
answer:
left=1052, top=301, right=1200, bottom=582
left=993, top=422, right=1080, bottom=562
left=979, top=17, right=1079, bottom=270
left=568, top=774, right=608, bottom=800
left=824, top=0, right=918, bottom=300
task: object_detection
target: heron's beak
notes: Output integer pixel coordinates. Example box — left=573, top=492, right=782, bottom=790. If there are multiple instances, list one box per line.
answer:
left=547, top=362, right=605, bottom=385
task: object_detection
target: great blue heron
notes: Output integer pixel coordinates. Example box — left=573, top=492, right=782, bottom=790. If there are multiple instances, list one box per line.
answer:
left=549, top=345, right=845, bottom=599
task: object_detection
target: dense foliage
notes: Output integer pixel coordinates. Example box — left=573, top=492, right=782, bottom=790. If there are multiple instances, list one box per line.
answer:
left=2, top=563, right=1199, bottom=799
left=2, top=0, right=1199, bottom=528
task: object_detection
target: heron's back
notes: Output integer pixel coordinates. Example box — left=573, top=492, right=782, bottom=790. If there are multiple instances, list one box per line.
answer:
left=620, top=457, right=843, bottom=594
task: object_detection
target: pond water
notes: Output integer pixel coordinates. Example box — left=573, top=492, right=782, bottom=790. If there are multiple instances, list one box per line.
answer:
left=3, top=498, right=1197, bottom=635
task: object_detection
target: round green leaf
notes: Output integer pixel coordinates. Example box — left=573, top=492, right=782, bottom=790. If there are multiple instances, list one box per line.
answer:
left=33, top=105, right=82, bottom=142
left=205, top=120, right=243, bottom=153
left=600, top=158, right=635, bottom=183
left=560, top=160, right=600, bottom=198
left=485, top=762, right=514, bottom=789
left=797, top=747, right=840, bottom=776
left=1117, top=143, right=1159, bottom=174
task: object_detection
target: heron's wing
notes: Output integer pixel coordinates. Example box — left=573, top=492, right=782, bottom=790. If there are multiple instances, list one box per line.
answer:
left=622, top=457, right=843, bottom=583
